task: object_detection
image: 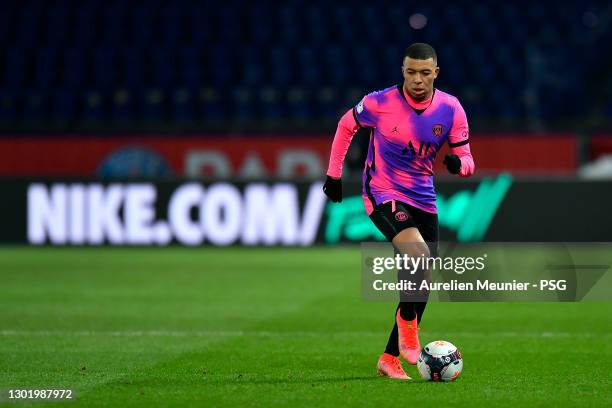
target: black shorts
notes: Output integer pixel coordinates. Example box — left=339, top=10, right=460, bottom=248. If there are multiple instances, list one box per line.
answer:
left=369, top=200, right=439, bottom=254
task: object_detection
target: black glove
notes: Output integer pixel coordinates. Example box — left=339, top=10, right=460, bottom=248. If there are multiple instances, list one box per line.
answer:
left=443, top=154, right=461, bottom=175
left=323, top=176, right=342, bottom=202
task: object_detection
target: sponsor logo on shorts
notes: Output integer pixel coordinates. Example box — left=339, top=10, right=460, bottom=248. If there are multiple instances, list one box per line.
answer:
left=395, top=211, right=408, bottom=222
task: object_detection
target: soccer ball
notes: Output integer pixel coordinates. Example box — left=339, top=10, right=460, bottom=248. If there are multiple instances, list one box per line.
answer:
left=417, top=340, right=463, bottom=382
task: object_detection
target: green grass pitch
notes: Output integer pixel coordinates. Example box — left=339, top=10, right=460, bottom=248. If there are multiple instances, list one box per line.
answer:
left=0, top=247, right=610, bottom=407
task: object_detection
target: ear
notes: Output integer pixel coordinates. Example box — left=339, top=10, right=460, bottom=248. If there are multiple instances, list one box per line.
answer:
left=433, top=67, right=440, bottom=79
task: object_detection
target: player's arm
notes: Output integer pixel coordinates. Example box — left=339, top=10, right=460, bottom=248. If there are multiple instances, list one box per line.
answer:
left=443, top=98, right=475, bottom=177
left=324, top=95, right=378, bottom=202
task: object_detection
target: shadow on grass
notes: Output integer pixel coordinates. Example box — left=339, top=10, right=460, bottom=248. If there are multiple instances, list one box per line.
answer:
left=104, top=373, right=423, bottom=388
left=229, top=374, right=386, bottom=385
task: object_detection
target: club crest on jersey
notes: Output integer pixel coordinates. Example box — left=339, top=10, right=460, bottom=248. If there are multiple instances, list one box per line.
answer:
left=395, top=211, right=408, bottom=222
left=432, top=124, right=444, bottom=137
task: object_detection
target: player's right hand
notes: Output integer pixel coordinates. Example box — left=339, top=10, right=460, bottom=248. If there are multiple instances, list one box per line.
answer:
left=323, top=176, right=343, bottom=202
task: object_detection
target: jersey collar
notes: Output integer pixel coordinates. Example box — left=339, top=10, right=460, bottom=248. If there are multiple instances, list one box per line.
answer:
left=397, top=84, right=436, bottom=115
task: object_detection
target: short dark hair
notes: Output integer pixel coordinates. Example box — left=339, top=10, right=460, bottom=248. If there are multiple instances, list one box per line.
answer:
left=404, top=43, right=437, bottom=64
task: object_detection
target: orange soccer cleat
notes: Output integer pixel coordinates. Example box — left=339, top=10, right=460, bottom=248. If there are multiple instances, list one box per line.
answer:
left=377, top=353, right=411, bottom=380
left=396, top=309, right=421, bottom=365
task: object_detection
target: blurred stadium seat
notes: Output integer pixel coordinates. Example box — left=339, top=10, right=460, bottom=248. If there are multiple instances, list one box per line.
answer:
left=0, top=0, right=609, bottom=130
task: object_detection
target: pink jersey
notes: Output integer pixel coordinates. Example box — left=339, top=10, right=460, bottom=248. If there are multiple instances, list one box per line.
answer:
left=327, top=84, right=475, bottom=214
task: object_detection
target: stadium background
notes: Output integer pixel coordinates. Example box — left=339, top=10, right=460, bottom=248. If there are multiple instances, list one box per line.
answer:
left=1, top=1, right=611, bottom=406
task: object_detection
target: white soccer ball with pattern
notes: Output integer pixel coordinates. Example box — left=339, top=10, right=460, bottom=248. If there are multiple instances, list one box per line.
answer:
left=417, top=340, right=463, bottom=382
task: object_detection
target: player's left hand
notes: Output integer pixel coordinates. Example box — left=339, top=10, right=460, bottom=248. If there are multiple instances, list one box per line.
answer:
left=323, top=176, right=343, bottom=202
left=443, top=154, right=461, bottom=174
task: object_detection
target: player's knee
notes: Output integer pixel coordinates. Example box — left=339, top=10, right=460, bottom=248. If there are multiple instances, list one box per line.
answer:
left=392, top=228, right=430, bottom=258
left=412, top=241, right=430, bottom=259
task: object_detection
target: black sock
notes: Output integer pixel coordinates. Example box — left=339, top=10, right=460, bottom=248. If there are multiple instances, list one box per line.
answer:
left=383, top=302, right=428, bottom=356
left=415, top=302, right=427, bottom=324
left=386, top=248, right=428, bottom=356
left=384, top=305, right=401, bottom=356
left=384, top=322, right=400, bottom=356
left=399, top=301, right=416, bottom=321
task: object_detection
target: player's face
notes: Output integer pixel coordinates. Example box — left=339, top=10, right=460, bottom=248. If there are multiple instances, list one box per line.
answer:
left=402, top=57, right=439, bottom=101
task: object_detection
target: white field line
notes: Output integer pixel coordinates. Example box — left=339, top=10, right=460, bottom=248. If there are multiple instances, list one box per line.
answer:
left=0, top=330, right=609, bottom=338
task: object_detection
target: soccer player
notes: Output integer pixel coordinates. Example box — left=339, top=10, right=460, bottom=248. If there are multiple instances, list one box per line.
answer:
left=323, top=43, right=475, bottom=380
